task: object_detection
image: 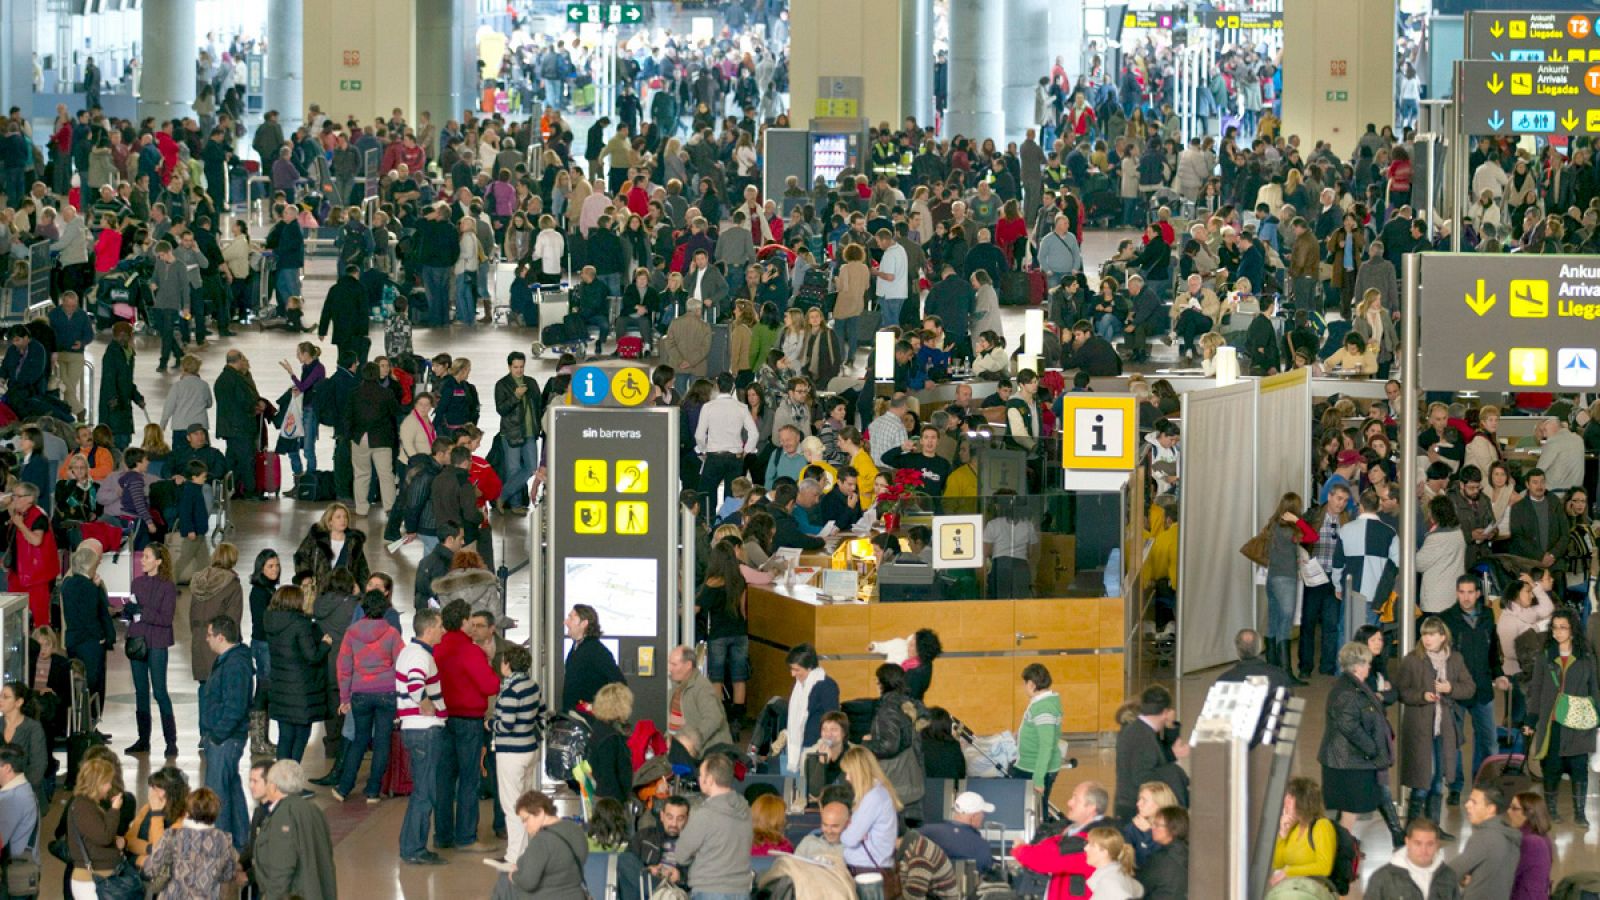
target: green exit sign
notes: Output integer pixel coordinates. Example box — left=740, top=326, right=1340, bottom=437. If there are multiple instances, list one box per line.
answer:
left=566, top=2, right=643, bottom=24
left=1324, top=90, right=1348, bottom=102
left=339, top=79, right=363, bottom=91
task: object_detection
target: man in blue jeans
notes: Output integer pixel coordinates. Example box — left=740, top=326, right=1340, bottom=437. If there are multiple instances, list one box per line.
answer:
left=397, top=608, right=448, bottom=865
left=433, top=599, right=501, bottom=853
left=1440, top=574, right=1509, bottom=805
left=198, top=614, right=254, bottom=849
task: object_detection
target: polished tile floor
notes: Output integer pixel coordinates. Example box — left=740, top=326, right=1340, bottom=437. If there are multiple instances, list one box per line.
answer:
left=30, top=234, right=1594, bottom=898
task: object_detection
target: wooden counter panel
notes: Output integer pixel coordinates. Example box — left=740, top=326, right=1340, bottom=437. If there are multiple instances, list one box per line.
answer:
left=924, top=658, right=1026, bottom=735
left=1098, top=596, right=1128, bottom=649
left=746, top=587, right=869, bottom=655
left=867, top=601, right=1016, bottom=652
left=1013, top=599, right=1104, bottom=651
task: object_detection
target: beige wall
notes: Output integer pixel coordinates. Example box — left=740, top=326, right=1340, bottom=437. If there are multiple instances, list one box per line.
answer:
left=1282, top=0, right=1394, bottom=152
left=789, top=0, right=904, bottom=127
left=302, top=0, right=418, bottom=126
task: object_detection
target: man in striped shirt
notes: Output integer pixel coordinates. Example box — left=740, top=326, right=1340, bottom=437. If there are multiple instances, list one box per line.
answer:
left=395, top=608, right=447, bottom=866
left=489, top=645, right=546, bottom=870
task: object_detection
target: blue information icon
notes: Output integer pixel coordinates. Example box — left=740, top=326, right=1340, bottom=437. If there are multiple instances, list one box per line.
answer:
left=572, top=366, right=612, bottom=406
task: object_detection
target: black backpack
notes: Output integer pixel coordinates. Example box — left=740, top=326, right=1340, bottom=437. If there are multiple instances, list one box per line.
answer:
left=1320, top=817, right=1363, bottom=896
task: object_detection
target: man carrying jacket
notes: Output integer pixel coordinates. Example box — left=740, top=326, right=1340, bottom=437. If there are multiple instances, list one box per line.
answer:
left=493, top=352, right=541, bottom=514
left=347, top=363, right=401, bottom=517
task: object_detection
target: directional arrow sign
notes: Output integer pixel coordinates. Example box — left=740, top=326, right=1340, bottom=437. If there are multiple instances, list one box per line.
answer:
left=566, top=3, right=585, bottom=21
left=1418, top=252, right=1600, bottom=391
left=1467, top=11, right=1600, bottom=61
left=1457, top=61, right=1600, bottom=136
left=621, top=3, right=643, bottom=21
left=1465, top=279, right=1497, bottom=316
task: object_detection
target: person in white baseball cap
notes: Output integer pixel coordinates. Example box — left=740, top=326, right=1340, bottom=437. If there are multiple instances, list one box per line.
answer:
left=920, top=791, right=997, bottom=873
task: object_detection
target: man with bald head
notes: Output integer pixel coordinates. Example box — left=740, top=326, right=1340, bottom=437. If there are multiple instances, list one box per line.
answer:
left=794, top=801, right=850, bottom=861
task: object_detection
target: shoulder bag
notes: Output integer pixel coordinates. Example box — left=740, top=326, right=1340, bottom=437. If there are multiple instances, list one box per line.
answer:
left=1239, top=521, right=1273, bottom=568
left=70, top=814, right=145, bottom=900
left=1553, top=668, right=1599, bottom=731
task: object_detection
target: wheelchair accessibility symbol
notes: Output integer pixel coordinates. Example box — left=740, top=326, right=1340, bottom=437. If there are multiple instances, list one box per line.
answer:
left=611, top=366, right=649, bottom=406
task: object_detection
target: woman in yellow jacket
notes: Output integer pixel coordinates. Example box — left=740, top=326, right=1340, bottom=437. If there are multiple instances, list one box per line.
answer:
left=1269, top=776, right=1336, bottom=889
left=124, top=766, right=189, bottom=868
left=943, top=441, right=980, bottom=515
left=838, top=427, right=878, bottom=507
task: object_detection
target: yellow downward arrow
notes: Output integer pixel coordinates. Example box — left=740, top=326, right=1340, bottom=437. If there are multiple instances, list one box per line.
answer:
left=1465, top=280, right=1497, bottom=316
left=1488, top=73, right=1504, bottom=94
left=1491, top=20, right=1504, bottom=37
left=1564, top=110, right=1580, bottom=130
left=1466, top=352, right=1496, bottom=381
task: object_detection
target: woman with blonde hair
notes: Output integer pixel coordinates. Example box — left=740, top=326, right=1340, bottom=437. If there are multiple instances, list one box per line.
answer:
left=1464, top=404, right=1504, bottom=478
left=839, top=746, right=901, bottom=882
left=798, top=436, right=837, bottom=491
left=584, top=682, right=635, bottom=803
left=1084, top=827, right=1142, bottom=899
left=779, top=307, right=808, bottom=366
left=835, top=243, right=871, bottom=363
left=139, top=423, right=171, bottom=476
left=533, top=213, right=565, bottom=287
left=66, top=756, right=132, bottom=899
left=1394, top=616, right=1475, bottom=838
left=1352, top=287, right=1399, bottom=375
left=293, top=501, right=371, bottom=591
left=160, top=354, right=213, bottom=450
left=1122, top=781, right=1180, bottom=864
left=730, top=299, right=757, bottom=377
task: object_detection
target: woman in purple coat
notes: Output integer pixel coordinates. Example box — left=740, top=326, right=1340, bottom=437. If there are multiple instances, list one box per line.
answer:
left=1506, top=791, right=1554, bottom=900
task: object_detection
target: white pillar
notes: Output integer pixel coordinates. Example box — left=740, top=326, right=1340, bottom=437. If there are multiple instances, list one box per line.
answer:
left=139, top=0, right=197, bottom=122
left=416, top=0, right=476, bottom=128
left=901, top=0, right=933, bottom=128
left=946, top=0, right=1004, bottom=141
left=265, top=0, right=304, bottom=135
left=1002, top=0, right=1049, bottom=142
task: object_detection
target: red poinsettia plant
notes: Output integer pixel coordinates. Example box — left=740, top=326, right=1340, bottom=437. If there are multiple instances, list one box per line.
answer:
left=876, top=468, right=929, bottom=518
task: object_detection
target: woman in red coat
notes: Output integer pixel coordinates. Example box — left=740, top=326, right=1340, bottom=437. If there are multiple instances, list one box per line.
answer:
left=6, top=483, right=61, bottom=626
left=995, top=200, right=1029, bottom=269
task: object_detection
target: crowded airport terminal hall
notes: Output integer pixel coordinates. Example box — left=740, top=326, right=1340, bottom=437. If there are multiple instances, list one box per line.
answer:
left=7, top=0, right=1600, bottom=896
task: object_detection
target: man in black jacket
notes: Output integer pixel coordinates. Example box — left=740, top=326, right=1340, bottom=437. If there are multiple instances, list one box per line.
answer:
left=586, top=214, right=627, bottom=296
left=347, top=363, right=402, bottom=517
left=319, top=265, right=372, bottom=365
left=815, top=467, right=864, bottom=531
left=415, top=523, right=465, bottom=609
left=924, top=265, right=975, bottom=357
left=1440, top=575, right=1509, bottom=806
left=492, top=352, right=541, bottom=513
left=397, top=437, right=451, bottom=546
left=1062, top=320, right=1122, bottom=376
left=562, top=604, right=625, bottom=711
left=415, top=204, right=459, bottom=326
left=312, top=352, right=360, bottom=500
left=1113, top=685, right=1189, bottom=820
left=572, top=266, right=613, bottom=355
left=430, top=446, right=484, bottom=547
left=770, top=482, right=824, bottom=551
left=214, top=350, right=261, bottom=496
left=1122, top=273, right=1165, bottom=363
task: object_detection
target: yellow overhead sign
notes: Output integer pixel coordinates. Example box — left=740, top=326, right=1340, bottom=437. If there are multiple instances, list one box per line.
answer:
left=1060, top=396, right=1139, bottom=471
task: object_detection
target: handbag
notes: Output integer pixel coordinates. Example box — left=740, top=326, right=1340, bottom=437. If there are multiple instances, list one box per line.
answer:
left=1555, top=693, right=1599, bottom=730
left=72, top=817, right=145, bottom=900
left=1239, top=522, right=1273, bottom=567
left=1296, top=546, right=1329, bottom=587
left=123, top=634, right=149, bottom=663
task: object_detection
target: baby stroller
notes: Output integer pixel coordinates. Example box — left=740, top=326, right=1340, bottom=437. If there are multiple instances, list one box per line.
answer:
left=96, top=257, right=154, bottom=332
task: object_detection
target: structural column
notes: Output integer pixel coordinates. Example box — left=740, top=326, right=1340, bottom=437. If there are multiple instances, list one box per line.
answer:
left=946, top=0, right=1004, bottom=141
left=139, top=0, right=197, bottom=123
left=0, top=2, right=35, bottom=120
left=900, top=0, right=934, bottom=128
left=1002, top=0, right=1050, bottom=142
left=265, top=0, right=304, bottom=134
left=416, top=0, right=476, bottom=126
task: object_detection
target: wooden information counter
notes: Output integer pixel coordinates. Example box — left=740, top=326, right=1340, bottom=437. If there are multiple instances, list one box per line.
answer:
left=747, top=584, right=1128, bottom=737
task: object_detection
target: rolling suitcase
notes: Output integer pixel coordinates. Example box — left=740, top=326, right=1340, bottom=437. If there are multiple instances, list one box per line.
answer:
left=1027, top=269, right=1048, bottom=305
left=255, top=452, right=283, bottom=495
left=999, top=270, right=1032, bottom=306
left=616, top=335, right=644, bottom=359
left=1476, top=752, right=1534, bottom=799
left=707, top=323, right=731, bottom=377
left=380, top=730, right=413, bottom=797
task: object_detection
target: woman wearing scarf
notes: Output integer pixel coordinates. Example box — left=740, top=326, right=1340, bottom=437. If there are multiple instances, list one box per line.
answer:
left=398, top=392, right=437, bottom=464
left=783, top=644, right=839, bottom=783
left=1522, top=608, right=1598, bottom=826
left=1394, top=616, right=1476, bottom=840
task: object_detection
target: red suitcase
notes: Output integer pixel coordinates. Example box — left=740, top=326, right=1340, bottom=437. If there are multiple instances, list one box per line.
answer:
left=380, top=730, right=413, bottom=797
left=254, top=452, right=282, bottom=495
left=1027, top=269, right=1048, bottom=305
left=79, top=520, right=125, bottom=553
left=617, top=335, right=644, bottom=359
